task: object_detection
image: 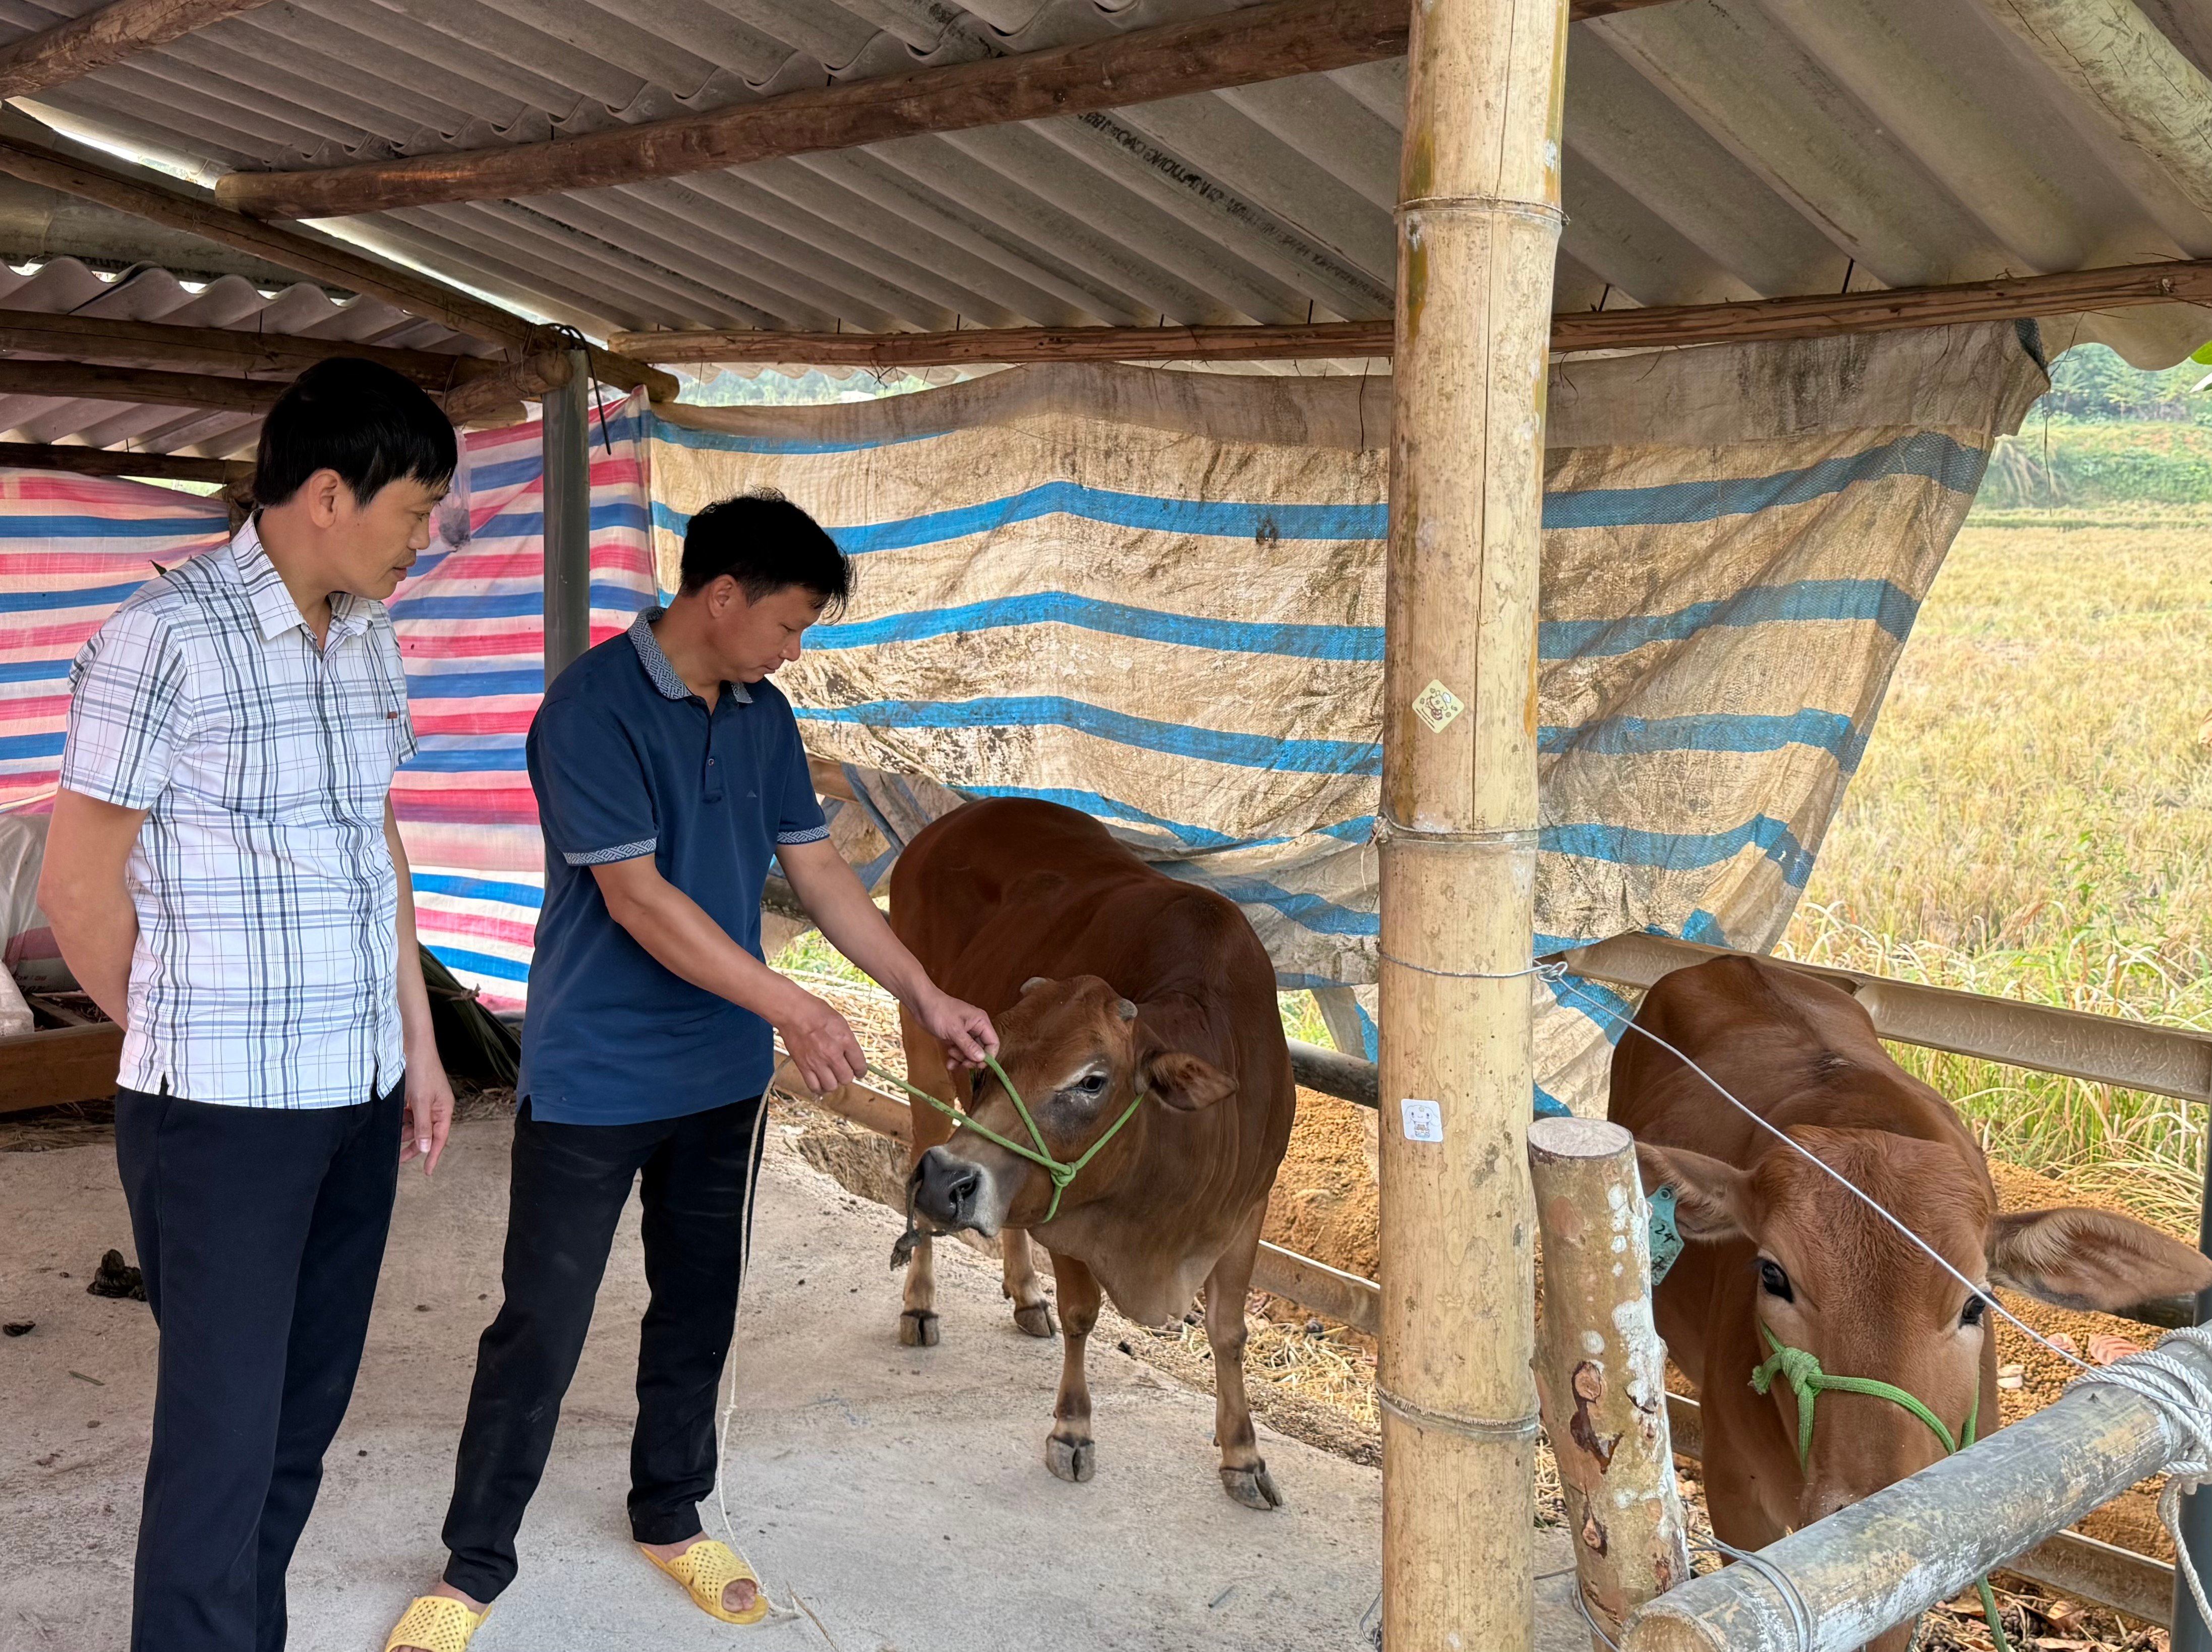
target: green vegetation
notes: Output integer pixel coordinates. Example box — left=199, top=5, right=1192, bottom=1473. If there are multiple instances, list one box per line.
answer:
left=1983, top=342, right=2212, bottom=510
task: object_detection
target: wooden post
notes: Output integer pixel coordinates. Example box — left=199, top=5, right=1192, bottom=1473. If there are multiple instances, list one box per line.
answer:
left=1529, top=1117, right=1690, bottom=1649
left=1378, top=0, right=1569, bottom=1645
left=540, top=347, right=592, bottom=684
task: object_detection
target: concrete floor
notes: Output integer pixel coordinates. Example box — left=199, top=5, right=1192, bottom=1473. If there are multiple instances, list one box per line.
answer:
left=0, top=1115, right=1583, bottom=1652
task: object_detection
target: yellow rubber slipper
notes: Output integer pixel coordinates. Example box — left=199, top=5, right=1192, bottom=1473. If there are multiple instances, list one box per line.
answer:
left=381, top=1595, right=492, bottom=1652
left=639, top=1538, right=771, bottom=1626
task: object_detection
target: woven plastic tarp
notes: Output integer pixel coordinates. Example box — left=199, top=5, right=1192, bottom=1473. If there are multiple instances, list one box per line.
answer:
left=0, top=327, right=2043, bottom=1113
left=646, top=325, right=2046, bottom=1112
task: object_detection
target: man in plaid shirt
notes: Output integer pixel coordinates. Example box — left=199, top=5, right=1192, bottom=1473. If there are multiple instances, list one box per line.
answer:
left=40, top=358, right=458, bottom=1652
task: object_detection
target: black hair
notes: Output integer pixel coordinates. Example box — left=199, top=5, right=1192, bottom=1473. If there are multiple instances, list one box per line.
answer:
left=253, top=357, right=458, bottom=509
left=680, top=488, right=851, bottom=616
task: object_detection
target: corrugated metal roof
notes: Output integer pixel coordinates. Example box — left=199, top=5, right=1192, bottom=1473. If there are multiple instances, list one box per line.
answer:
left=0, top=0, right=2208, bottom=370
left=0, top=254, right=490, bottom=456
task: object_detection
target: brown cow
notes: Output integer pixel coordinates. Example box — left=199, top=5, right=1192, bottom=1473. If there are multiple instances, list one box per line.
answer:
left=888, top=797, right=1297, bottom=1508
left=1612, top=954, right=2212, bottom=1651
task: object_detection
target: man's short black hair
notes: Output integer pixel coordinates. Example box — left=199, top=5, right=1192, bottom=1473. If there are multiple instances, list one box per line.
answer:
left=680, top=489, right=851, bottom=616
left=254, top=357, right=458, bottom=509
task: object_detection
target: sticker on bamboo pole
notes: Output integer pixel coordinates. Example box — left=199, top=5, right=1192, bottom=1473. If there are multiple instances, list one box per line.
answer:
left=1400, top=1098, right=1444, bottom=1142
left=1410, top=678, right=1465, bottom=732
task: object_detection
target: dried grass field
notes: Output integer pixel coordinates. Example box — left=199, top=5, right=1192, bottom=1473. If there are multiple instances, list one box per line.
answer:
left=1779, top=511, right=2212, bottom=1232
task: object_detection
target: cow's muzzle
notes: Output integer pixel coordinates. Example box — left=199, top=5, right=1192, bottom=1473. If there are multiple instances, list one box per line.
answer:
left=912, top=1145, right=997, bottom=1234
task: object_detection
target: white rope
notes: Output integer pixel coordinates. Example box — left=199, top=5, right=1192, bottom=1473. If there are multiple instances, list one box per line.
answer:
left=706, top=1089, right=806, bottom=1628
left=2076, top=1324, right=2212, bottom=1631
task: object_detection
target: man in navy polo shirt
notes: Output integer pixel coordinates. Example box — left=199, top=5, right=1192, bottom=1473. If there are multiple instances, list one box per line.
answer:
left=383, top=492, right=996, bottom=1651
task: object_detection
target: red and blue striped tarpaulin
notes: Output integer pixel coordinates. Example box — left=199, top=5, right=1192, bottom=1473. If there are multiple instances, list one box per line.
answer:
left=0, top=393, right=654, bottom=1013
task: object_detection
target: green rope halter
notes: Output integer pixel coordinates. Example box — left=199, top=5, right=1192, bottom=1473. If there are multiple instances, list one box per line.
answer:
left=1751, top=1323, right=2008, bottom=1651
left=867, top=1052, right=1147, bottom=1223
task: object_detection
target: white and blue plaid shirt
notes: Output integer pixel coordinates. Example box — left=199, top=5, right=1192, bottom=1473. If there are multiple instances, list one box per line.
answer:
left=60, top=520, right=418, bottom=1109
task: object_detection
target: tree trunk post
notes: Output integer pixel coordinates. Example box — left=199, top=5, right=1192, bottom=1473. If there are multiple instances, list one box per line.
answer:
left=1529, top=1116, right=1691, bottom=1649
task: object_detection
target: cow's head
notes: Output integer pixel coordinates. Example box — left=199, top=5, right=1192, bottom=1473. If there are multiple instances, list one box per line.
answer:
left=909, top=974, right=1235, bottom=1237
left=1644, top=1125, right=2210, bottom=1646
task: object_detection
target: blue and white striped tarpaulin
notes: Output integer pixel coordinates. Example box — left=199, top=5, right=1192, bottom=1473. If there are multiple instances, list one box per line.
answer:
left=648, top=324, right=2046, bottom=1114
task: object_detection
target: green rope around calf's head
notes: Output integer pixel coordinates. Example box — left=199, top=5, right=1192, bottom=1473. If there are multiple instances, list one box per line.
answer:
left=1751, top=1322, right=2008, bottom=1651
left=868, top=1052, right=1146, bottom=1223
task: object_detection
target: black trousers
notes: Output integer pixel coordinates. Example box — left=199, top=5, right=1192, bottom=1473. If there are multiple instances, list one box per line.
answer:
left=440, top=1093, right=767, bottom=1602
left=113, top=1078, right=403, bottom=1652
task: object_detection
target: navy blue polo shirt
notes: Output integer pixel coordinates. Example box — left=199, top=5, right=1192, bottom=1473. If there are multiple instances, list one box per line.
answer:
left=518, top=607, right=828, bottom=1124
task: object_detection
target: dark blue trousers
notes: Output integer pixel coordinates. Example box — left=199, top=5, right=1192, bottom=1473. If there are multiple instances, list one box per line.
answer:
left=439, top=1094, right=766, bottom=1602
left=114, top=1079, right=402, bottom=1652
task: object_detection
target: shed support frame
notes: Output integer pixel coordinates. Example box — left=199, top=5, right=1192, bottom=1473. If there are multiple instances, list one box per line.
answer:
left=1378, top=0, right=1569, bottom=1642
left=541, top=347, right=592, bottom=685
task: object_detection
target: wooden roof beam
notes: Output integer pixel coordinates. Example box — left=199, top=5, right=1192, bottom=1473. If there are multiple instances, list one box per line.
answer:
left=610, top=257, right=2212, bottom=365
left=0, top=124, right=677, bottom=400
left=0, top=0, right=276, bottom=100
left=0, top=440, right=248, bottom=484
left=0, top=357, right=286, bottom=412
left=211, top=0, right=1676, bottom=220
left=0, top=348, right=552, bottom=426
left=0, top=306, right=506, bottom=388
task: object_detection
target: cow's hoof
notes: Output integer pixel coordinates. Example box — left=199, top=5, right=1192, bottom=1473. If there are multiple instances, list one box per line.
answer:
left=1220, top=1462, right=1282, bottom=1510
left=1046, top=1434, right=1095, bottom=1483
left=1013, top=1302, right=1056, bottom=1339
left=898, top=1309, right=940, bottom=1348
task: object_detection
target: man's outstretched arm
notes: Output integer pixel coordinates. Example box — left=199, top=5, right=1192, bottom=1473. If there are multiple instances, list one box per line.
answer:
left=776, top=836, right=997, bottom=1067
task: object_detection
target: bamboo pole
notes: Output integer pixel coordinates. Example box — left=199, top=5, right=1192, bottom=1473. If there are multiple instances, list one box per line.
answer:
left=1529, top=1117, right=1690, bottom=1650
left=1378, top=0, right=1568, bottom=1643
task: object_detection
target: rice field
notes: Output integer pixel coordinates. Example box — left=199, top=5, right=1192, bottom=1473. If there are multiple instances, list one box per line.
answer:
left=1775, top=509, right=2212, bottom=1231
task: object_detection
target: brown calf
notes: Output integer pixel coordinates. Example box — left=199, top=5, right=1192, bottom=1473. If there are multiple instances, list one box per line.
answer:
left=1612, top=955, right=2212, bottom=1652
left=889, top=798, right=1297, bottom=1508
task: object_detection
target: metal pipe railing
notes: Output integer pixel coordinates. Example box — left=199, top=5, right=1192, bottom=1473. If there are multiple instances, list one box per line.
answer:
left=1623, top=1343, right=2206, bottom=1650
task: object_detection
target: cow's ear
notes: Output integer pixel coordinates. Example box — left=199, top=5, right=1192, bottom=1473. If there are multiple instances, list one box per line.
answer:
left=1139, top=1049, right=1236, bottom=1112
left=1988, top=1206, right=2212, bottom=1311
left=1637, top=1143, right=1748, bottom=1243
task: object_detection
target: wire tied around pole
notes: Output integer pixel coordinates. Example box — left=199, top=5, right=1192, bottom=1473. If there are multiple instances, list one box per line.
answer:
left=1570, top=1535, right=1819, bottom=1652
left=532, top=323, right=612, bottom=455
left=1376, top=953, right=1571, bottom=983
left=2077, top=1325, right=2212, bottom=1633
